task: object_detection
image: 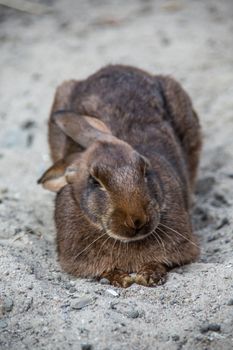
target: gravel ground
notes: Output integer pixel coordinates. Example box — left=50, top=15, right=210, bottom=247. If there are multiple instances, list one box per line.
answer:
left=0, top=1, right=233, bottom=349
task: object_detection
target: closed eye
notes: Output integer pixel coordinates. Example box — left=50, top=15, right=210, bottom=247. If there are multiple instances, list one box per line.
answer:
left=89, top=175, right=101, bottom=186
left=88, top=175, right=106, bottom=191
left=144, top=169, right=152, bottom=183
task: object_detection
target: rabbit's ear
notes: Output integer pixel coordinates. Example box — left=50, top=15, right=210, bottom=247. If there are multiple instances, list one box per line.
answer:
left=37, top=159, right=68, bottom=192
left=84, top=116, right=111, bottom=134
left=53, top=111, right=115, bottom=148
left=38, top=157, right=79, bottom=192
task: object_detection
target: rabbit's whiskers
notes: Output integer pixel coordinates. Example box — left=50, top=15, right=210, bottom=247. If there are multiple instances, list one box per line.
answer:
left=156, top=226, right=183, bottom=263
left=158, top=222, right=199, bottom=248
left=152, top=231, right=166, bottom=255
left=74, top=231, right=107, bottom=260
left=96, top=236, right=111, bottom=261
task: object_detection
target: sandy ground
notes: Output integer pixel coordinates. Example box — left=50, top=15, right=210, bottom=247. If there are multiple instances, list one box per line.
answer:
left=0, top=0, right=233, bottom=349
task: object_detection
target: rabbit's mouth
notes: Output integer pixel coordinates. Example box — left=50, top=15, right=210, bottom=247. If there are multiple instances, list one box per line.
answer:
left=105, top=229, right=156, bottom=243
left=101, top=220, right=159, bottom=243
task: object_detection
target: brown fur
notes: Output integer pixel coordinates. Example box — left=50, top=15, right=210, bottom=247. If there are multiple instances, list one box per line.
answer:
left=38, top=65, right=202, bottom=287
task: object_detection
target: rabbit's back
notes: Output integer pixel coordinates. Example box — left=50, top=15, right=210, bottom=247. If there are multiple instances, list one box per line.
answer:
left=68, top=65, right=201, bottom=187
left=71, top=65, right=165, bottom=133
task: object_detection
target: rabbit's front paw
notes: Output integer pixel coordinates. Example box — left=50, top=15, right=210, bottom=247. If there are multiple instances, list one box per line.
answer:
left=135, top=263, right=167, bottom=287
left=101, top=269, right=134, bottom=288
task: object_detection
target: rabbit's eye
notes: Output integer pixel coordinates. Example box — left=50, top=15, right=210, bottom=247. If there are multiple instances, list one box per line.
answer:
left=144, top=172, right=148, bottom=183
left=89, top=175, right=102, bottom=188
left=144, top=169, right=150, bottom=183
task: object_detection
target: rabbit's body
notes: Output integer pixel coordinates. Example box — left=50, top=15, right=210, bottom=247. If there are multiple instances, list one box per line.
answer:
left=39, top=65, right=202, bottom=287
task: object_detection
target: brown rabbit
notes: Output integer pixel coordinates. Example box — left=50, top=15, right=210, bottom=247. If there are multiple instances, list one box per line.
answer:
left=38, top=65, right=202, bottom=287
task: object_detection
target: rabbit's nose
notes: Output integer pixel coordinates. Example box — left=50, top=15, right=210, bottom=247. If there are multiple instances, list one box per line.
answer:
left=125, top=214, right=147, bottom=230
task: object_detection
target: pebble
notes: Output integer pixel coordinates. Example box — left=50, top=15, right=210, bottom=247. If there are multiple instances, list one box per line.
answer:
left=227, top=299, right=233, bottom=306
left=106, top=289, right=119, bottom=297
left=99, top=278, right=110, bottom=285
left=172, top=335, right=180, bottom=341
left=207, top=234, right=218, bottom=242
left=211, top=193, right=229, bottom=208
left=3, top=298, right=14, bottom=312
left=200, top=323, right=221, bottom=333
left=27, top=283, right=33, bottom=290
left=26, top=133, right=34, bottom=147
left=69, top=287, right=77, bottom=293
left=109, top=301, right=118, bottom=310
left=0, top=320, right=8, bottom=329
left=14, top=227, right=22, bottom=235
left=81, top=343, right=92, bottom=350
left=195, top=176, right=215, bottom=195
left=24, top=297, right=33, bottom=312
left=25, top=226, right=36, bottom=235
left=216, top=217, right=229, bottom=230
left=64, top=282, right=72, bottom=290
left=26, top=266, right=34, bottom=274
left=61, top=302, right=70, bottom=308
left=71, top=297, right=94, bottom=310
left=127, top=309, right=139, bottom=319
left=21, top=120, right=36, bottom=129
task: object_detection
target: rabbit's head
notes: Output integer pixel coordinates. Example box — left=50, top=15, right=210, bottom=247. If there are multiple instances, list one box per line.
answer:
left=38, top=112, right=163, bottom=242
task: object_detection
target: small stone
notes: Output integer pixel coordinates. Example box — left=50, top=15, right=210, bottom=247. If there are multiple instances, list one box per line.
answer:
left=195, top=308, right=202, bottom=313
left=14, top=227, right=22, bottom=234
left=172, top=335, right=180, bottom=341
left=27, top=283, right=33, bottom=290
left=207, top=234, right=218, bottom=242
left=26, top=133, right=34, bottom=147
left=64, top=282, right=72, bottom=290
left=211, top=193, right=229, bottom=208
left=24, top=297, right=33, bottom=312
left=127, top=309, right=139, bottom=319
left=57, top=275, right=62, bottom=282
left=61, top=302, right=70, bottom=308
left=21, top=120, right=36, bottom=129
left=3, top=298, right=14, bottom=312
left=0, top=320, right=8, bottom=329
left=25, top=226, right=36, bottom=235
left=227, top=299, right=233, bottom=305
left=195, top=177, right=215, bottom=195
left=193, top=206, right=210, bottom=228
left=71, top=297, right=94, bottom=310
left=99, top=278, right=110, bottom=285
left=200, top=323, right=221, bottom=333
left=27, top=266, right=34, bottom=274
left=106, top=289, right=119, bottom=297
left=195, top=335, right=203, bottom=342
left=81, top=343, right=92, bottom=350
left=216, top=217, right=229, bottom=230
left=69, top=287, right=77, bottom=293
left=109, top=301, right=118, bottom=310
